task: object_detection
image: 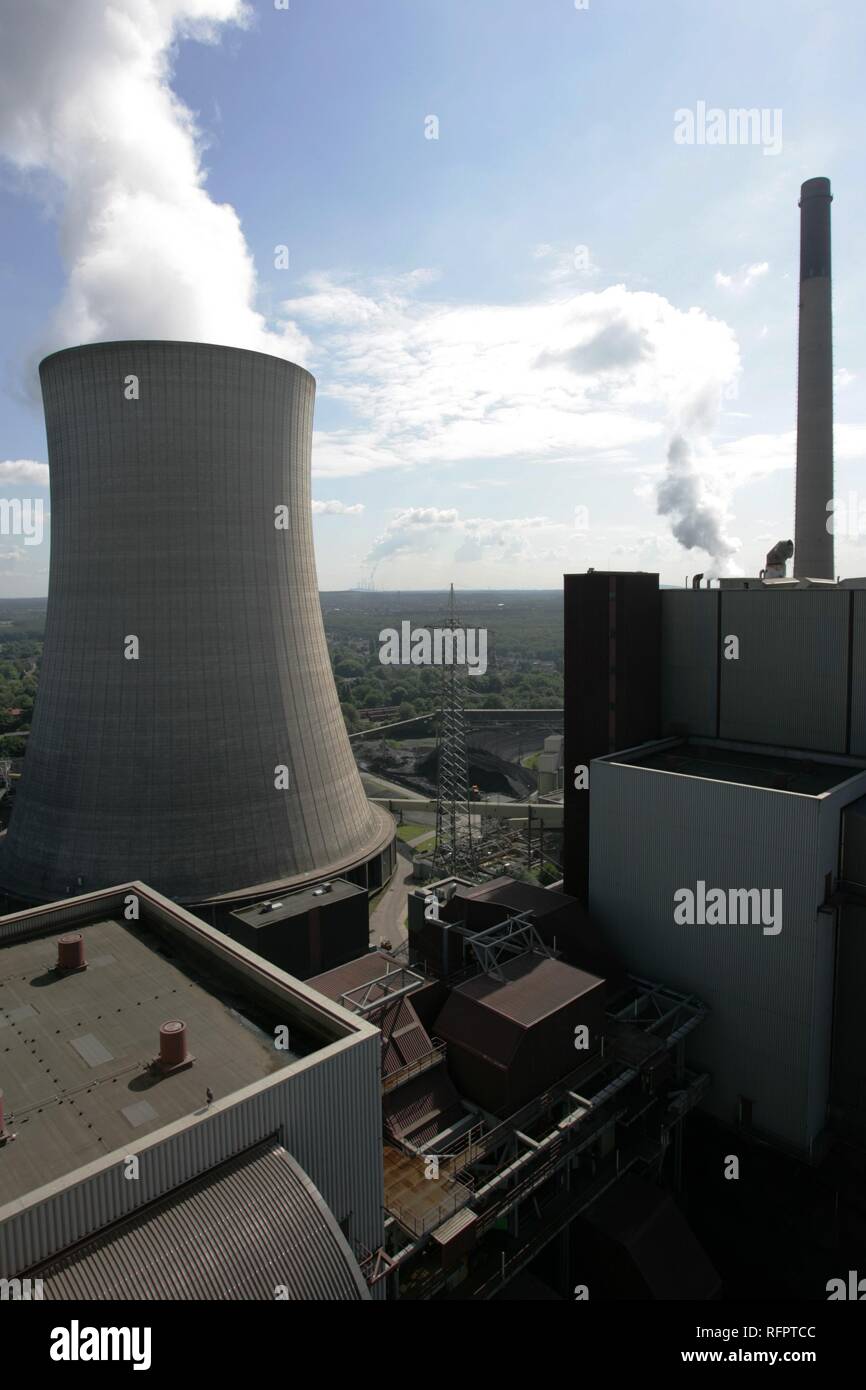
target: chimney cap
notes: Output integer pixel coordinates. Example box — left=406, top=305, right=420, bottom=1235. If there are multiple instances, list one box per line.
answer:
left=800, top=176, right=832, bottom=203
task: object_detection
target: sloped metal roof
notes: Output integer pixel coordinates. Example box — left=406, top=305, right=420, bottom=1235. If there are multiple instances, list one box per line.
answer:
left=37, top=1140, right=370, bottom=1301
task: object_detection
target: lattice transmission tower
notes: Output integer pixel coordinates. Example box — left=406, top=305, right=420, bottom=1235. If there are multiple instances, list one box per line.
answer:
left=432, top=586, right=478, bottom=877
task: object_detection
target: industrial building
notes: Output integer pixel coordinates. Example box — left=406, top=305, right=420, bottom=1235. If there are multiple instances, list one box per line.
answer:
left=309, top=875, right=716, bottom=1299
left=0, top=341, right=395, bottom=907
left=561, top=177, right=866, bottom=1161
left=563, top=574, right=866, bottom=1157
left=225, top=877, right=369, bottom=980
left=590, top=735, right=866, bottom=1154
left=0, top=882, right=383, bottom=1299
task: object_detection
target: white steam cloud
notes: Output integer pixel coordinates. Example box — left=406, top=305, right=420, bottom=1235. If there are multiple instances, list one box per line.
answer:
left=657, top=434, right=739, bottom=571
left=0, top=0, right=308, bottom=382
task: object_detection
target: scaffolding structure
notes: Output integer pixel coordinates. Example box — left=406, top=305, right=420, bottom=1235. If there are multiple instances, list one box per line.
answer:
left=432, top=586, right=478, bottom=878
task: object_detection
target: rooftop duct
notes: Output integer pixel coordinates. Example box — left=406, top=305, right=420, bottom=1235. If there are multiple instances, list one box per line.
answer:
left=155, top=1019, right=193, bottom=1075
left=56, top=932, right=86, bottom=973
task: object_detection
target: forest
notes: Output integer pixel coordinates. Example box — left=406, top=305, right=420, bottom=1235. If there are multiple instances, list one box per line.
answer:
left=0, top=590, right=565, bottom=744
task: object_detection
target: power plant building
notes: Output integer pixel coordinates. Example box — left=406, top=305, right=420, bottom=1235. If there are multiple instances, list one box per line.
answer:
left=564, top=573, right=866, bottom=1157
left=561, top=177, right=866, bottom=1160
left=589, top=735, right=866, bottom=1154
left=0, top=882, right=383, bottom=1298
left=0, top=342, right=395, bottom=907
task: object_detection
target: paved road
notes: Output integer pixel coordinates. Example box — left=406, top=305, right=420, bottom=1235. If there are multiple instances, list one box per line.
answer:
left=370, top=851, right=415, bottom=950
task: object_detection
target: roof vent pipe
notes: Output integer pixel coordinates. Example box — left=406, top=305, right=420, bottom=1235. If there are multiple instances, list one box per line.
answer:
left=57, top=932, right=86, bottom=972
left=154, top=1020, right=194, bottom=1075
left=692, top=573, right=704, bottom=590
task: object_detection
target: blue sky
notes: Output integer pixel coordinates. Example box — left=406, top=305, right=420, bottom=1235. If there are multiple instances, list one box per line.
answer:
left=1, top=0, right=865, bottom=595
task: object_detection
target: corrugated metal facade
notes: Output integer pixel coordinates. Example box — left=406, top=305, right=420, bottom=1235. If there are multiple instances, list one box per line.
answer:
left=0, top=1030, right=383, bottom=1289
left=830, top=795, right=866, bottom=1129
left=588, top=756, right=866, bottom=1154
left=39, top=1141, right=370, bottom=1301
left=660, top=591, right=718, bottom=737
left=659, top=588, right=866, bottom=756
left=719, top=590, right=849, bottom=751
left=848, top=592, right=866, bottom=756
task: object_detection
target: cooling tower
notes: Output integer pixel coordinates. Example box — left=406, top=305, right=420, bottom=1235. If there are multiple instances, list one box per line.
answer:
left=794, top=177, right=834, bottom=580
left=0, top=341, right=394, bottom=904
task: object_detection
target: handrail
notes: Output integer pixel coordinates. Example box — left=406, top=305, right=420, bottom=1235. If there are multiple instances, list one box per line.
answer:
left=381, top=1041, right=447, bottom=1093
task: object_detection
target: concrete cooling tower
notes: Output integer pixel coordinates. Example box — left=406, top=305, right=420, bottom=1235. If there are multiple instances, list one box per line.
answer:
left=0, top=341, right=395, bottom=905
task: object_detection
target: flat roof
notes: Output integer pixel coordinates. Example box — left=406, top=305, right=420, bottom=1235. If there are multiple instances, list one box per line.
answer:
left=455, top=877, right=575, bottom=920
left=610, top=741, right=865, bottom=795
left=0, top=913, right=307, bottom=1208
left=454, top=952, right=602, bottom=1026
left=307, top=950, right=399, bottom=1004
left=231, top=877, right=365, bottom=929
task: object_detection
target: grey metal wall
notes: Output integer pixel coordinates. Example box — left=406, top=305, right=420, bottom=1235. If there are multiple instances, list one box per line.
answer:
left=848, top=592, right=866, bottom=756
left=0, top=342, right=392, bottom=902
left=0, top=1029, right=384, bottom=1294
left=719, top=590, right=849, bottom=751
left=832, top=794, right=866, bottom=1129
left=588, top=757, right=866, bottom=1153
left=660, top=591, right=718, bottom=737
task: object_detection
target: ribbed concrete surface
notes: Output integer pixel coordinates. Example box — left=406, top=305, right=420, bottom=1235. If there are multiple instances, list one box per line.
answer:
left=38, top=1140, right=370, bottom=1300
left=0, top=341, right=392, bottom=902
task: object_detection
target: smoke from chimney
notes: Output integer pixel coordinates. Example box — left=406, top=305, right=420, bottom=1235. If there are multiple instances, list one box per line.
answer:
left=657, top=434, right=739, bottom=572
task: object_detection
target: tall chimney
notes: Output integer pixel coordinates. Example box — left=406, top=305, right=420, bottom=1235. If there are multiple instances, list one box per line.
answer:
left=794, top=177, right=834, bottom=579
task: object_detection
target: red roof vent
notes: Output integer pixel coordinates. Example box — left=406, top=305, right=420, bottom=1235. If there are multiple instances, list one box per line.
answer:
left=57, top=932, right=86, bottom=972
left=153, top=1020, right=194, bottom=1076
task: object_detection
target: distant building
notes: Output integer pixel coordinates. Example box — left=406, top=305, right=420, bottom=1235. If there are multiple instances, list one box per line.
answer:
left=536, top=734, right=564, bottom=794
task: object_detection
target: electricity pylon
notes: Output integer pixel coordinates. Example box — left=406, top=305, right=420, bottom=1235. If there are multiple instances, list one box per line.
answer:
left=432, top=585, right=478, bottom=877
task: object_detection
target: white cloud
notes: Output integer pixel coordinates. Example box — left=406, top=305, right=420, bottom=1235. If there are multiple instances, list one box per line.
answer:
left=365, top=506, right=591, bottom=575
left=0, top=1, right=309, bottom=383
left=715, top=262, right=770, bottom=293
left=708, top=423, right=866, bottom=487
left=0, top=460, right=50, bottom=486
left=312, top=499, right=365, bottom=515
left=836, top=368, right=856, bottom=389
left=290, top=276, right=739, bottom=480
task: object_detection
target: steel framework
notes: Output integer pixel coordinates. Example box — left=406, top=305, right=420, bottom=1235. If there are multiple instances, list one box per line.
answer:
left=451, top=912, right=555, bottom=981
left=432, top=586, right=478, bottom=877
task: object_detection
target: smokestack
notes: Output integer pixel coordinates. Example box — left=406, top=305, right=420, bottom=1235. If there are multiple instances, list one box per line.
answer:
left=794, top=177, right=834, bottom=579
